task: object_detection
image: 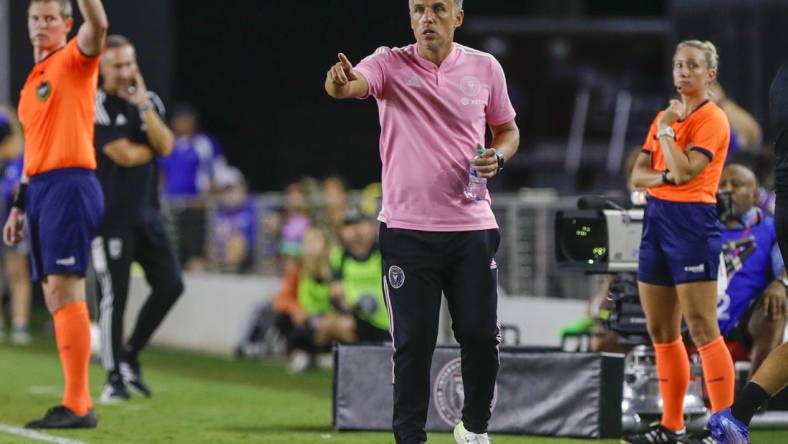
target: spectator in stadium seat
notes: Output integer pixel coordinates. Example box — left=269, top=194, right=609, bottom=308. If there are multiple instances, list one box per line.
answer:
left=0, top=106, right=32, bottom=346
left=209, top=165, right=257, bottom=273
left=717, top=164, right=786, bottom=378
left=158, top=104, right=226, bottom=270
left=273, top=226, right=355, bottom=372
left=319, top=175, right=348, bottom=238
left=277, top=180, right=312, bottom=259
left=330, top=209, right=390, bottom=343
left=159, top=104, right=226, bottom=199
left=92, top=34, right=184, bottom=402
left=325, top=1, right=520, bottom=442
left=4, top=0, right=107, bottom=429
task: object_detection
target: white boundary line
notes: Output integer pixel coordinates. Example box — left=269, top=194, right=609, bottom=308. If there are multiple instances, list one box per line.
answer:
left=0, top=423, right=89, bottom=444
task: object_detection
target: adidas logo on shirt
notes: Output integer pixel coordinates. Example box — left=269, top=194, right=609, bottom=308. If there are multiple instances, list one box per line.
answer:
left=115, top=114, right=127, bottom=126
left=406, top=76, right=422, bottom=87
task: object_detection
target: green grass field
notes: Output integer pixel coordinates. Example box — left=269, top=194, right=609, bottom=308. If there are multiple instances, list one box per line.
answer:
left=0, top=338, right=786, bottom=444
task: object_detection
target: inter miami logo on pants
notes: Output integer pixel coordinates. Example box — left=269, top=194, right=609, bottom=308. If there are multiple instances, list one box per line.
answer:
left=388, top=265, right=405, bottom=289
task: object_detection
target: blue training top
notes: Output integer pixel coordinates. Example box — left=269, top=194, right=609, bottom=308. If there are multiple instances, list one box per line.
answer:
left=718, top=208, right=784, bottom=334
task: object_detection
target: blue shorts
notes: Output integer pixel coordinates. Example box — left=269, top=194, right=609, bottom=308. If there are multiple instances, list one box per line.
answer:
left=27, top=168, right=104, bottom=281
left=638, top=196, right=722, bottom=286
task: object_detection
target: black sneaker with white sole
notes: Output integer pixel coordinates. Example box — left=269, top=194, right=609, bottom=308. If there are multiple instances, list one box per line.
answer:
left=100, top=372, right=130, bottom=402
left=679, top=429, right=715, bottom=444
left=120, top=359, right=151, bottom=397
left=25, top=405, right=98, bottom=429
left=621, top=423, right=686, bottom=444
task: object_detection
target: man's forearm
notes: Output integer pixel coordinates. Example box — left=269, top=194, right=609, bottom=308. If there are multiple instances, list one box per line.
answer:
left=142, top=109, right=175, bottom=157
left=490, top=127, right=520, bottom=162
left=103, top=139, right=154, bottom=167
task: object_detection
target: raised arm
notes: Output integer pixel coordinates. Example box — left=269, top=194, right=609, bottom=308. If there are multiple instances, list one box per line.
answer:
left=75, top=0, right=108, bottom=57
left=117, top=73, right=175, bottom=157
left=325, top=53, right=369, bottom=99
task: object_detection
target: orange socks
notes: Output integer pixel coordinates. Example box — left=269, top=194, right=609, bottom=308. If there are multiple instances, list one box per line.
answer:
left=654, top=337, right=690, bottom=432
left=53, top=302, right=93, bottom=415
left=698, top=336, right=735, bottom=412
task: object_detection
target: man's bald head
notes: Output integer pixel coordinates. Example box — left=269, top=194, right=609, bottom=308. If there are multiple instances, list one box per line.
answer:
left=720, top=163, right=760, bottom=222
left=722, top=163, right=758, bottom=188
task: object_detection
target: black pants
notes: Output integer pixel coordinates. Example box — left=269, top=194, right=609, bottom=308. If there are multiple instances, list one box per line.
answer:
left=92, top=215, right=184, bottom=373
left=379, top=224, right=501, bottom=444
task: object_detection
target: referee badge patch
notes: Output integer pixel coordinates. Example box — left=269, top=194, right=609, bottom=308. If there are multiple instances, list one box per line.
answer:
left=388, top=265, right=405, bottom=289
left=36, top=81, right=52, bottom=101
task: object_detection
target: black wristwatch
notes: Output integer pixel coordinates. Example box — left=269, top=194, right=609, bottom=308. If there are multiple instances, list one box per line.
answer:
left=495, top=150, right=505, bottom=173
left=661, top=169, right=674, bottom=185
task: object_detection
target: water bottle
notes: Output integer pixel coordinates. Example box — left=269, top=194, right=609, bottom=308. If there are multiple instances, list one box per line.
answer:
left=463, top=145, right=488, bottom=201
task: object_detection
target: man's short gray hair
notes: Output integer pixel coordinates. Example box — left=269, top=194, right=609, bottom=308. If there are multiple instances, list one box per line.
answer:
left=30, top=0, right=72, bottom=19
left=455, top=0, right=463, bottom=10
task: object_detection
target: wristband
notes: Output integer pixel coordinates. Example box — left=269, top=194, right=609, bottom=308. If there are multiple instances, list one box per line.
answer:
left=12, top=182, right=27, bottom=211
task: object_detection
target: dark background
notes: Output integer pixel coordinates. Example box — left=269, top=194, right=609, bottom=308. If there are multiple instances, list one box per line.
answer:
left=8, top=0, right=788, bottom=192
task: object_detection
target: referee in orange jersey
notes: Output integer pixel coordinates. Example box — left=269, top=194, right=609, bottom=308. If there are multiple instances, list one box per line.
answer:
left=3, top=0, right=107, bottom=429
left=624, top=40, right=735, bottom=444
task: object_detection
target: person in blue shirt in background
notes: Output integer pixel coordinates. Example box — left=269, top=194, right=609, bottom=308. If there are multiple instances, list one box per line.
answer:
left=717, top=164, right=786, bottom=378
left=0, top=105, right=32, bottom=345
left=159, top=104, right=225, bottom=198
left=210, top=165, right=258, bottom=273
left=159, top=104, right=226, bottom=269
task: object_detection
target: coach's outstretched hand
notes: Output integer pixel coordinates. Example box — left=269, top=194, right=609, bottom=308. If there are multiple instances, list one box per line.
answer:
left=3, top=207, right=25, bottom=246
left=330, top=53, right=357, bottom=86
left=325, top=53, right=368, bottom=99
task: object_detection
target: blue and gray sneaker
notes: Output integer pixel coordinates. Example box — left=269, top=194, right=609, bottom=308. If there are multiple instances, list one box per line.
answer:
left=708, top=408, right=749, bottom=444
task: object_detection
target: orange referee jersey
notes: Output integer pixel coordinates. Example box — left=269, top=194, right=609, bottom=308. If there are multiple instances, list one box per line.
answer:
left=642, top=100, right=730, bottom=204
left=17, top=38, right=100, bottom=177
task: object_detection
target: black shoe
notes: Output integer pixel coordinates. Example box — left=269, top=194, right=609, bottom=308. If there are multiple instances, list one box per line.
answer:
left=100, top=372, right=130, bottom=403
left=25, top=405, right=98, bottom=429
left=679, top=429, right=715, bottom=444
left=120, top=359, right=151, bottom=397
left=621, top=423, right=686, bottom=444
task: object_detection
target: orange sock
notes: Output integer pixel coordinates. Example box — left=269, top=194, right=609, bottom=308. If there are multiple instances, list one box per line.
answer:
left=698, top=336, right=735, bottom=412
left=654, top=337, right=690, bottom=432
left=53, top=301, right=92, bottom=415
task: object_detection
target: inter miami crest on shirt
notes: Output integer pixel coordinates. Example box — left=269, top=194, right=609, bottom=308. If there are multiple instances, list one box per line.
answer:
left=36, top=81, right=52, bottom=101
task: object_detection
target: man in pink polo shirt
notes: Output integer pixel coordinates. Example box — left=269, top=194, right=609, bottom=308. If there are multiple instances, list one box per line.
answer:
left=325, top=1, right=519, bottom=443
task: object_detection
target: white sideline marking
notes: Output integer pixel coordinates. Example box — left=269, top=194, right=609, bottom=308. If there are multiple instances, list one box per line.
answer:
left=0, top=423, right=89, bottom=444
left=29, top=386, right=61, bottom=397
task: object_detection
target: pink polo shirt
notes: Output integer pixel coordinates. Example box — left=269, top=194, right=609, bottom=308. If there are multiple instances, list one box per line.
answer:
left=354, top=43, right=516, bottom=232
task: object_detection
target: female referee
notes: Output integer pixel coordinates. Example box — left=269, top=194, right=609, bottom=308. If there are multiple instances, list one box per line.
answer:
left=624, top=40, right=735, bottom=444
